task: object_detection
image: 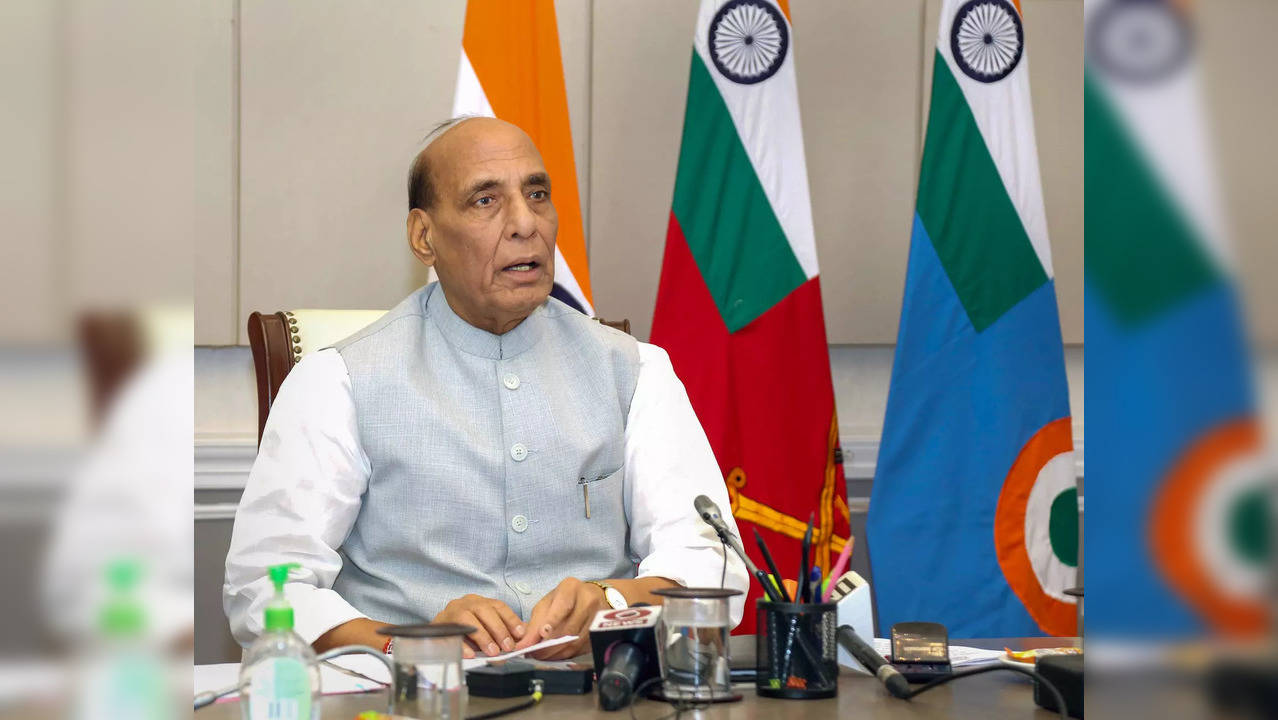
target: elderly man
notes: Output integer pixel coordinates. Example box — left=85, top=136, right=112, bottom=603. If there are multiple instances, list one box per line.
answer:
left=224, top=117, right=748, bottom=660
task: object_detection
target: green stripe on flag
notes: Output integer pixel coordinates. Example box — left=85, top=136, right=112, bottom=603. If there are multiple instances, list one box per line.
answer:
left=671, top=52, right=807, bottom=333
left=916, top=52, right=1047, bottom=332
left=1084, top=72, right=1220, bottom=327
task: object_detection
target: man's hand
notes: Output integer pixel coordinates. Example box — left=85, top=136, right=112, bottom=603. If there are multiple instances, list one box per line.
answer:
left=434, top=594, right=526, bottom=659
left=312, top=618, right=391, bottom=654
left=512, top=577, right=605, bottom=660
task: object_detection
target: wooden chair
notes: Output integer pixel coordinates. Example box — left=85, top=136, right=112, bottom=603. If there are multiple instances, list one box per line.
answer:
left=79, top=307, right=192, bottom=428
left=247, top=309, right=631, bottom=444
left=78, top=312, right=144, bottom=428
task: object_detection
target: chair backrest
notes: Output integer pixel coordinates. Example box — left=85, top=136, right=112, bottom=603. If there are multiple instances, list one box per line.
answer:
left=79, top=312, right=144, bottom=428
left=247, top=309, right=631, bottom=444
left=80, top=307, right=193, bottom=428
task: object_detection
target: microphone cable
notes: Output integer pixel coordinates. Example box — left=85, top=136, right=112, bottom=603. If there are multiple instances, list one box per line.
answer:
left=626, top=674, right=731, bottom=720
left=900, top=663, right=1069, bottom=720
left=465, top=679, right=544, bottom=720
left=719, top=535, right=728, bottom=589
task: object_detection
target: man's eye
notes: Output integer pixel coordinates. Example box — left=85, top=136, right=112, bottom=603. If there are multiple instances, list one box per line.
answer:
left=529, top=190, right=547, bottom=200
left=475, top=196, right=494, bottom=207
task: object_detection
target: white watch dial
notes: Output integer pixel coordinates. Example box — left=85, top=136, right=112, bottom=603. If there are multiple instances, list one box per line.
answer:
left=603, top=586, right=628, bottom=609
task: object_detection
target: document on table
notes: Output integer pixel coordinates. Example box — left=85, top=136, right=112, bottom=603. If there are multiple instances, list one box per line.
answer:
left=461, top=634, right=579, bottom=669
left=869, top=638, right=1005, bottom=667
left=323, top=634, right=580, bottom=681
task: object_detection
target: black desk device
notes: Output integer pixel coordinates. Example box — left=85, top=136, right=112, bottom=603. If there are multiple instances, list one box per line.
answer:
left=889, top=622, right=953, bottom=683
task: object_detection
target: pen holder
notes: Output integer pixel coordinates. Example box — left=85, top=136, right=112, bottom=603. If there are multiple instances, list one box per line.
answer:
left=755, top=600, right=838, bottom=699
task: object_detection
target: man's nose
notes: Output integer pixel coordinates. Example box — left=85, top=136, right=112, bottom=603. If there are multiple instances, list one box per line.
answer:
left=506, top=194, right=538, bottom=240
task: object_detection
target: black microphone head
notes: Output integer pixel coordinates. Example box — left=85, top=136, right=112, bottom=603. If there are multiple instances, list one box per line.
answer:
left=693, top=494, right=720, bottom=522
left=597, top=642, right=642, bottom=710
left=589, top=607, right=663, bottom=711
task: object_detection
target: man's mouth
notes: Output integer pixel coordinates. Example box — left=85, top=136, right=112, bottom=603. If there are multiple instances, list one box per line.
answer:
left=503, top=261, right=540, bottom=272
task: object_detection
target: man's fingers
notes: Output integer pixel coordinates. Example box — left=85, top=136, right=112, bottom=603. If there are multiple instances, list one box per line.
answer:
left=532, top=601, right=594, bottom=660
left=513, top=596, right=552, bottom=651
left=472, top=605, right=516, bottom=654
left=539, top=581, right=580, bottom=636
left=494, top=602, right=526, bottom=642
left=459, top=612, right=499, bottom=658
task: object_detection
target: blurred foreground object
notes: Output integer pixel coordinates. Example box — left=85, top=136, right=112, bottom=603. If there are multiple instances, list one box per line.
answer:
left=0, top=0, right=197, bottom=716
left=42, top=308, right=192, bottom=720
left=1085, top=0, right=1270, bottom=640
left=43, top=307, right=194, bottom=646
left=69, top=559, right=173, bottom=720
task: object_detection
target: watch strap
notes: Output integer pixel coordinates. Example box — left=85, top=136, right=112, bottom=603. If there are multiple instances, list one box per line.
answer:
left=587, top=580, right=624, bottom=608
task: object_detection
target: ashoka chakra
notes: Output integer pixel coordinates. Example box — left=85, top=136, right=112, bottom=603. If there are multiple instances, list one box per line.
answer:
left=950, top=0, right=1024, bottom=83
left=708, top=0, right=789, bottom=85
left=1087, top=0, right=1192, bottom=85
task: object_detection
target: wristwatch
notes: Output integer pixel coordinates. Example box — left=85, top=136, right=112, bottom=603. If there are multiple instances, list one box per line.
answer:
left=587, top=580, right=628, bottom=610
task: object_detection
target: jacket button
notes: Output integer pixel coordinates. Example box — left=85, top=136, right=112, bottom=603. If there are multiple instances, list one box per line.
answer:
left=515, top=581, right=532, bottom=595
left=510, top=443, right=528, bottom=461
left=511, top=514, right=528, bottom=533
left=502, top=372, right=520, bottom=390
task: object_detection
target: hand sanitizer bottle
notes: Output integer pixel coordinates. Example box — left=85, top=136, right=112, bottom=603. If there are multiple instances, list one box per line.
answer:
left=74, top=559, right=170, bottom=720
left=239, top=563, right=321, bottom=719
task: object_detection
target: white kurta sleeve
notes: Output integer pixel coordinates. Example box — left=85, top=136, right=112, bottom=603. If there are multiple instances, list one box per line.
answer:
left=623, top=343, right=750, bottom=628
left=223, top=348, right=372, bottom=646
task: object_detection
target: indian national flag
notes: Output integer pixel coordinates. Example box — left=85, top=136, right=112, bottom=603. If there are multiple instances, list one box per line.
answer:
left=651, top=0, right=849, bottom=634
left=452, top=0, right=593, bottom=314
left=867, top=0, right=1078, bottom=637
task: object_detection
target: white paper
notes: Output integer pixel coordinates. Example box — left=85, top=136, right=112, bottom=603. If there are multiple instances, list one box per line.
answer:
left=193, top=662, right=241, bottom=698
left=946, top=645, right=1007, bottom=667
left=461, top=634, right=579, bottom=669
left=870, top=638, right=1006, bottom=667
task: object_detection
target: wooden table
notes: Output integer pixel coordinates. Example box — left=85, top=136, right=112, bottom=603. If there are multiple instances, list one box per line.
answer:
left=197, top=637, right=1076, bottom=719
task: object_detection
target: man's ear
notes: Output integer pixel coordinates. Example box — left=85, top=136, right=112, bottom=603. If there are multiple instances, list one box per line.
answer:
left=407, top=208, right=436, bottom=267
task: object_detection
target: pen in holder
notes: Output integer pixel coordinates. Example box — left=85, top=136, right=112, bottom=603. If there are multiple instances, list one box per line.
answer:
left=755, top=600, right=838, bottom=699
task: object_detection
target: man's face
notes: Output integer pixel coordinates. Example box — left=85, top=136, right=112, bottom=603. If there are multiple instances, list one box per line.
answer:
left=413, top=119, right=558, bottom=334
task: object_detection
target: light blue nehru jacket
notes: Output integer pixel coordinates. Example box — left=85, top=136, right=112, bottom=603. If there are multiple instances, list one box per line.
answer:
left=330, top=283, right=641, bottom=624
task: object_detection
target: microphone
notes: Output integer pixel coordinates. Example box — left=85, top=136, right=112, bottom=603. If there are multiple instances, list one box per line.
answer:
left=694, top=495, right=757, bottom=573
left=694, top=494, right=728, bottom=532
left=836, top=625, right=910, bottom=699
left=695, top=495, right=784, bottom=601
left=588, top=605, right=663, bottom=711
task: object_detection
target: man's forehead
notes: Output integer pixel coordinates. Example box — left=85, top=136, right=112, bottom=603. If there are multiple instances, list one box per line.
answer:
left=429, top=119, right=546, bottom=186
